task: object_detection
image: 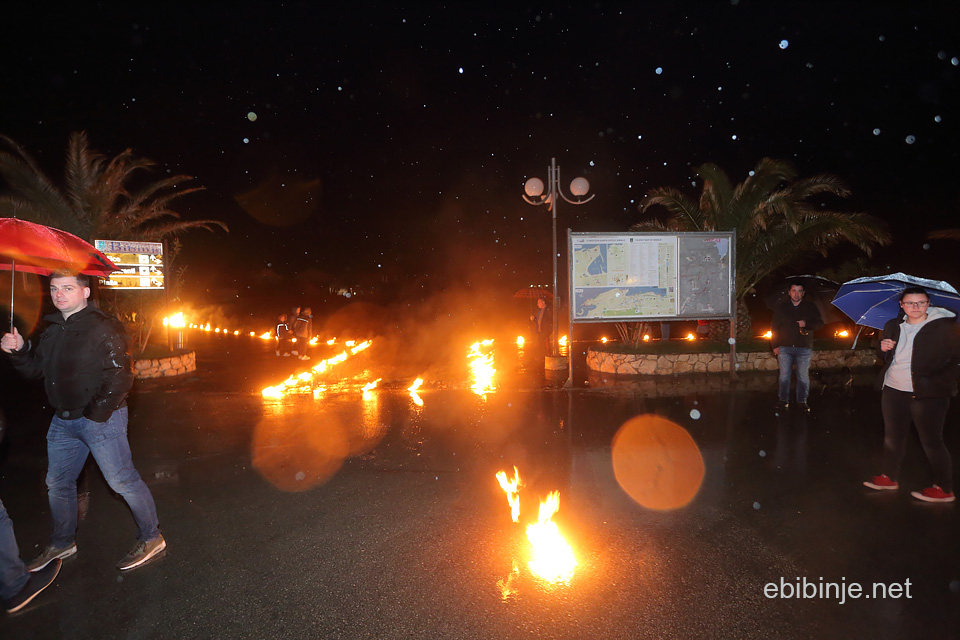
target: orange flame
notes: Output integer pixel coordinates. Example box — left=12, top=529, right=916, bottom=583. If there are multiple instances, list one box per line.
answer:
left=495, top=467, right=522, bottom=523
left=684, top=333, right=696, bottom=341
left=761, top=330, right=773, bottom=339
left=600, top=336, right=608, bottom=343
left=163, top=312, right=186, bottom=328
left=260, top=331, right=273, bottom=340
left=558, top=335, right=567, bottom=346
left=516, top=336, right=525, bottom=347
left=643, top=334, right=650, bottom=342
left=835, top=329, right=850, bottom=338
left=468, top=340, right=496, bottom=396
left=526, top=491, right=576, bottom=584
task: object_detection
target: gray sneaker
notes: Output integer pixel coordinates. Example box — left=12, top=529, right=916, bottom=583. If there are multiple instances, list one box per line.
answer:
left=27, top=543, right=77, bottom=573
left=117, top=535, right=166, bottom=571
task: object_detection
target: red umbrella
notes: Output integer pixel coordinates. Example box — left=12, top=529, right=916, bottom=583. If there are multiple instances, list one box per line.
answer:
left=514, top=287, right=554, bottom=300
left=0, top=218, right=119, bottom=330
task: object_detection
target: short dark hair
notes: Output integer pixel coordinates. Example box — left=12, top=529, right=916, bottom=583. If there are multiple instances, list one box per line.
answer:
left=50, top=271, right=90, bottom=288
left=899, top=286, right=929, bottom=302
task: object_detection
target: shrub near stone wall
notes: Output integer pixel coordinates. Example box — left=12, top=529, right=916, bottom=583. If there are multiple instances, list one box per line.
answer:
left=586, top=347, right=878, bottom=376
left=133, top=351, right=197, bottom=379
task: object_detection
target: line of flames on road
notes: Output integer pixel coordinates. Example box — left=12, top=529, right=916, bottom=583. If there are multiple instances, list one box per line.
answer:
left=495, top=467, right=577, bottom=592
left=261, top=340, right=373, bottom=398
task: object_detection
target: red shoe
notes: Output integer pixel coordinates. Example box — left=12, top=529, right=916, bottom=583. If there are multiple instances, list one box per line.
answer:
left=863, top=474, right=899, bottom=491
left=910, top=485, right=956, bottom=503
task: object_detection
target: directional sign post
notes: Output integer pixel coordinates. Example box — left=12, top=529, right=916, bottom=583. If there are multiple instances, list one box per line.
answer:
left=94, top=240, right=165, bottom=290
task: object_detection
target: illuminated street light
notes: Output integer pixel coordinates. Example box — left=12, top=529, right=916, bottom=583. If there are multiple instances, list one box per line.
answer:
left=522, top=158, right=595, bottom=362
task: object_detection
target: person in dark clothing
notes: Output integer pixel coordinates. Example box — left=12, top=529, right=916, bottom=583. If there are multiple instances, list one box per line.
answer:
left=275, top=313, right=294, bottom=356
left=863, top=287, right=960, bottom=503
left=0, top=408, right=62, bottom=613
left=530, top=298, right=553, bottom=353
left=1, top=271, right=165, bottom=572
left=293, top=307, right=313, bottom=360
left=771, top=284, right=824, bottom=412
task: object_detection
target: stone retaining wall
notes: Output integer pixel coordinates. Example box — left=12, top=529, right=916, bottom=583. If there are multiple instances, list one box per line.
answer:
left=586, top=347, right=878, bottom=376
left=133, top=351, right=196, bottom=379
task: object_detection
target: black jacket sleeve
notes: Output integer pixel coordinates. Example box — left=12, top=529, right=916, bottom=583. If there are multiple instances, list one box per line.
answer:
left=84, top=318, right=134, bottom=422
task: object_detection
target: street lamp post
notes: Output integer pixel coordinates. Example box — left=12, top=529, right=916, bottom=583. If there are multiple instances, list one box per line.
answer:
left=522, top=157, right=594, bottom=367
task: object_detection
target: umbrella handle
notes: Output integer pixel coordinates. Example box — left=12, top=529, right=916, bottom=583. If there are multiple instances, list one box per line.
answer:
left=8, top=257, right=13, bottom=334
left=851, top=325, right=864, bottom=350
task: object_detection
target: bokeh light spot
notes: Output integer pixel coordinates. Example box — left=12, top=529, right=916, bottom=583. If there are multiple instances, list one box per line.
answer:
left=611, top=414, right=705, bottom=511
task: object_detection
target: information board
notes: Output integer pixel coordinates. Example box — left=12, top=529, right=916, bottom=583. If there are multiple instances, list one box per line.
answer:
left=94, top=240, right=165, bottom=290
left=569, top=231, right=734, bottom=323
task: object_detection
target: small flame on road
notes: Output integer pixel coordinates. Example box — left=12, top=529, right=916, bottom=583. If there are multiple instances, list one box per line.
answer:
left=260, top=331, right=273, bottom=340
left=361, top=378, right=381, bottom=400
left=495, top=467, right=522, bottom=523
left=558, top=335, right=567, bottom=347
left=468, top=340, right=496, bottom=396
left=408, top=378, right=424, bottom=406
left=835, top=329, right=850, bottom=338
left=761, top=330, right=773, bottom=339
left=163, top=312, right=186, bottom=328
left=526, top=491, right=576, bottom=584
left=685, top=333, right=696, bottom=341
left=516, top=336, right=524, bottom=347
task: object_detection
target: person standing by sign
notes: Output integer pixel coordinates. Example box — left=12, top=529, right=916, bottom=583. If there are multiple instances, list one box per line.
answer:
left=530, top=297, right=553, bottom=352
left=771, top=284, right=823, bottom=412
left=1, top=271, right=166, bottom=572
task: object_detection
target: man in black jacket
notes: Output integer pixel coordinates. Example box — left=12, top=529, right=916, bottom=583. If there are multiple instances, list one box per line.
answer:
left=1, top=272, right=166, bottom=571
left=771, top=284, right=824, bottom=412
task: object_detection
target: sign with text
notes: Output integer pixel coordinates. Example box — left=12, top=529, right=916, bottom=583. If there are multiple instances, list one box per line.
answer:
left=94, top=240, right=165, bottom=290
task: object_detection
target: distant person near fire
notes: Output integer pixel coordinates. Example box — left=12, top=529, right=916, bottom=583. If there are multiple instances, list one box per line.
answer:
left=530, top=297, right=553, bottom=352
left=294, top=307, right=313, bottom=360
left=771, top=283, right=823, bottom=412
left=1, top=271, right=166, bottom=573
left=276, top=313, right=295, bottom=356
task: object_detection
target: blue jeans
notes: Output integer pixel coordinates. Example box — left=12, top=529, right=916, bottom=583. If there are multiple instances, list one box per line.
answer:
left=0, top=498, right=28, bottom=601
left=778, top=346, right=812, bottom=403
left=46, top=408, right=160, bottom=548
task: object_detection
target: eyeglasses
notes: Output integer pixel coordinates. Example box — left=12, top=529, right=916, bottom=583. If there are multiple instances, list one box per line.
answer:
left=901, top=301, right=929, bottom=308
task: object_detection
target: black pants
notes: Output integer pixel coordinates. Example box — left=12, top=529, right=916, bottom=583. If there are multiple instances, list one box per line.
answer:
left=881, top=386, right=953, bottom=492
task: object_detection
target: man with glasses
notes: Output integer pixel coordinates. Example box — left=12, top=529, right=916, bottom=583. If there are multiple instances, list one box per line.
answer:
left=864, top=287, right=960, bottom=502
left=771, top=284, right=824, bottom=412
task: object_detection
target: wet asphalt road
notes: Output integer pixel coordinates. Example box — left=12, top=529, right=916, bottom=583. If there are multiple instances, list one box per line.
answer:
left=1, top=332, right=958, bottom=639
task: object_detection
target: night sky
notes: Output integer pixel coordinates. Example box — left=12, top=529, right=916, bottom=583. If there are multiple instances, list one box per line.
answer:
left=4, top=2, right=960, bottom=307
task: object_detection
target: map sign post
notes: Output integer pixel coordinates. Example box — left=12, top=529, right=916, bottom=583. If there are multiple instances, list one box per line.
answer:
left=568, top=231, right=737, bottom=381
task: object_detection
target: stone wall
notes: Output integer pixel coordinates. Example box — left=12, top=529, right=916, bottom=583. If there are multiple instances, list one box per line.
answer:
left=133, top=351, right=196, bottom=379
left=586, top=347, right=878, bottom=376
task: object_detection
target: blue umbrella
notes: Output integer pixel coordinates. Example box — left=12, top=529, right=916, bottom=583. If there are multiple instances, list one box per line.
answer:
left=831, top=272, right=960, bottom=331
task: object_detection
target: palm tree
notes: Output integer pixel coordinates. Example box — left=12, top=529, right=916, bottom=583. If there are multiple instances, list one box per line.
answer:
left=632, top=158, right=891, bottom=338
left=0, top=131, right=226, bottom=241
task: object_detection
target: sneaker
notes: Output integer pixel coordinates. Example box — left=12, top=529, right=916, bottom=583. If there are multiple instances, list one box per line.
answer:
left=27, top=543, right=77, bottom=572
left=863, top=474, right=899, bottom=491
left=4, top=559, right=61, bottom=613
left=117, top=535, right=166, bottom=571
left=796, top=403, right=811, bottom=413
left=910, top=485, right=956, bottom=503
left=776, top=400, right=789, bottom=411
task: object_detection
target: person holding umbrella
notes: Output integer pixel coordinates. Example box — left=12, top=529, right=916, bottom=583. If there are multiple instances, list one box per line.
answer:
left=863, top=286, right=960, bottom=503
left=771, top=283, right=824, bottom=412
left=1, top=270, right=166, bottom=570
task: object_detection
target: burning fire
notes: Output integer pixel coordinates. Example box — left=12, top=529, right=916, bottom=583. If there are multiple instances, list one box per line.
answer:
left=526, top=491, right=577, bottom=584
left=162, top=312, right=186, bottom=328
left=495, top=468, right=577, bottom=586
left=600, top=336, right=608, bottom=344
left=361, top=379, right=380, bottom=400
left=643, top=334, right=650, bottom=342
left=468, top=340, right=496, bottom=396
left=495, top=467, right=521, bottom=522
left=516, top=336, right=524, bottom=347
left=761, top=330, right=773, bottom=339
left=558, top=335, right=567, bottom=347
left=835, top=329, right=850, bottom=338
left=685, top=333, right=696, bottom=341
left=260, top=331, right=273, bottom=340
left=408, top=378, right=424, bottom=406
left=261, top=339, right=373, bottom=398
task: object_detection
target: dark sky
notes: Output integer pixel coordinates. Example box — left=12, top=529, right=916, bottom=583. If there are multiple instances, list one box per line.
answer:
left=4, top=2, right=960, bottom=302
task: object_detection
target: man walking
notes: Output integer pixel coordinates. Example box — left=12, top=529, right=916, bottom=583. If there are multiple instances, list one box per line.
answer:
left=771, top=283, right=824, bottom=412
left=1, top=271, right=165, bottom=572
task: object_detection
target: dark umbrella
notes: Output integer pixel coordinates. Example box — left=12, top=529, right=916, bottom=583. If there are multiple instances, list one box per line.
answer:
left=513, top=287, right=553, bottom=300
left=0, top=218, right=119, bottom=330
left=831, top=272, right=960, bottom=330
left=763, top=275, right=844, bottom=325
